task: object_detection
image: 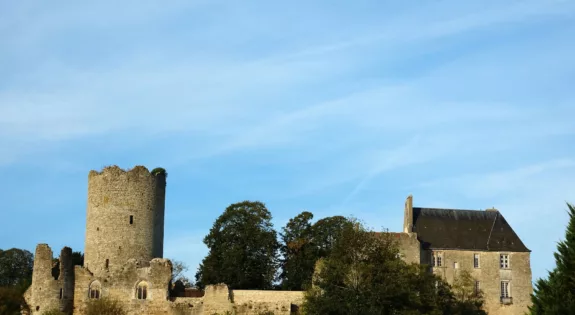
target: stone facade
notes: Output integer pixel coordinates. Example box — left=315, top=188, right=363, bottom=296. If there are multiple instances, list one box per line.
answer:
left=404, top=195, right=533, bottom=315
left=426, top=249, right=532, bottom=314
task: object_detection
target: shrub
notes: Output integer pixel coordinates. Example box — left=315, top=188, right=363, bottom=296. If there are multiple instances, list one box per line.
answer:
left=42, top=309, right=65, bottom=315
left=85, top=297, right=126, bottom=315
left=151, top=167, right=167, bottom=177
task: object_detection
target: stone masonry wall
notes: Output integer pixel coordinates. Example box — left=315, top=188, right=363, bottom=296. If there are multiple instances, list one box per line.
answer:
left=426, top=249, right=532, bottom=315
left=84, top=166, right=166, bottom=275
left=73, top=258, right=173, bottom=315
left=231, top=290, right=303, bottom=315
left=25, top=244, right=75, bottom=315
left=389, top=232, right=420, bottom=265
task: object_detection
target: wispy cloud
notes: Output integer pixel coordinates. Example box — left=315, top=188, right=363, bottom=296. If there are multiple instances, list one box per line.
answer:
left=1, top=0, right=574, bottom=285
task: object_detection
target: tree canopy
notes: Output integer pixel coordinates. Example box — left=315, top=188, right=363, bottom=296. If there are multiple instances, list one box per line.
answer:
left=301, top=219, right=485, bottom=315
left=530, top=202, right=575, bottom=314
left=278, top=213, right=353, bottom=291
left=279, top=211, right=316, bottom=290
left=195, top=201, right=280, bottom=290
left=0, top=247, right=34, bottom=315
left=0, top=248, right=33, bottom=287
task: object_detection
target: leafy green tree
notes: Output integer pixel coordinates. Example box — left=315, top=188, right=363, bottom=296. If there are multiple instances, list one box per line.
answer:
left=195, top=201, right=280, bottom=290
left=310, top=215, right=353, bottom=258
left=302, top=219, right=457, bottom=315
left=279, top=211, right=317, bottom=290
left=530, top=202, right=575, bottom=314
left=451, top=269, right=486, bottom=314
left=0, top=248, right=33, bottom=287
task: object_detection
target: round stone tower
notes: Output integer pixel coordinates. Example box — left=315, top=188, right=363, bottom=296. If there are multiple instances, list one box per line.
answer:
left=83, top=165, right=166, bottom=274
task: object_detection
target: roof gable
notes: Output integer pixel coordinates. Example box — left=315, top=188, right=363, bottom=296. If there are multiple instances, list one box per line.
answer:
left=412, top=207, right=530, bottom=252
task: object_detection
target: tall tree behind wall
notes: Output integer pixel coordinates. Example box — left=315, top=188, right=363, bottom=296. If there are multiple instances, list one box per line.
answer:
left=279, top=213, right=352, bottom=291
left=195, top=201, right=280, bottom=290
left=279, top=211, right=316, bottom=290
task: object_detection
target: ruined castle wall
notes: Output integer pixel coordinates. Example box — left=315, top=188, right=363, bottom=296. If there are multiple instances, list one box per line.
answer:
left=427, top=249, right=532, bottom=315
left=231, top=290, right=303, bottom=315
left=58, top=247, right=75, bottom=313
left=73, top=258, right=173, bottom=315
left=84, top=166, right=166, bottom=275
left=25, top=245, right=75, bottom=315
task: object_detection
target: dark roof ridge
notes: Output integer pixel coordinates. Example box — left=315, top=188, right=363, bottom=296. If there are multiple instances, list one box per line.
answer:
left=413, top=206, right=487, bottom=212
left=486, top=211, right=498, bottom=251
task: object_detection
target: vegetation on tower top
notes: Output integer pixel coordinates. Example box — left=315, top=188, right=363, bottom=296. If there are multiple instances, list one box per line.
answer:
left=151, top=167, right=167, bottom=178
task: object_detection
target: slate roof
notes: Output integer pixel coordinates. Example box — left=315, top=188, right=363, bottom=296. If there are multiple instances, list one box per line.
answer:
left=412, top=207, right=530, bottom=252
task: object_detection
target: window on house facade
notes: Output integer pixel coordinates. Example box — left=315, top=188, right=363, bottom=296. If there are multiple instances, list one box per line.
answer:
left=89, top=281, right=101, bottom=299
left=474, top=281, right=480, bottom=295
left=500, top=254, right=509, bottom=269
left=501, top=281, right=510, bottom=298
left=59, top=288, right=63, bottom=299
left=432, top=251, right=443, bottom=267
left=136, top=281, right=148, bottom=300
left=130, top=215, right=134, bottom=225
left=474, top=253, right=480, bottom=268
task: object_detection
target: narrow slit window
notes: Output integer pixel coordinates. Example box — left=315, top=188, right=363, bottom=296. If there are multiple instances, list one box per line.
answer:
left=59, top=288, right=63, bottom=299
left=129, top=215, right=134, bottom=225
left=105, top=259, right=109, bottom=269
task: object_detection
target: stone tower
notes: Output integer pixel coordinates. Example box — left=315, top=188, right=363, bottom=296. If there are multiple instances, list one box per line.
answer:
left=83, top=165, right=166, bottom=275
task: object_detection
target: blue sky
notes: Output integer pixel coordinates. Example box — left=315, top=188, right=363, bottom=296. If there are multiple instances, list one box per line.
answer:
left=1, top=0, right=574, bottom=284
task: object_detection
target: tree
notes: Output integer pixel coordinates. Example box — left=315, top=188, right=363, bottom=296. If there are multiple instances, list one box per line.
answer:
left=71, top=251, right=84, bottom=266
left=171, top=260, right=192, bottom=287
left=310, top=215, right=353, bottom=258
left=530, top=202, right=575, bottom=314
left=279, top=211, right=317, bottom=290
left=195, top=201, right=280, bottom=290
left=451, top=269, right=486, bottom=314
left=0, top=248, right=33, bottom=287
left=302, top=218, right=457, bottom=315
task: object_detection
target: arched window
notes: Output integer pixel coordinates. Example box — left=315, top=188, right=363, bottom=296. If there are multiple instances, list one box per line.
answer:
left=136, top=281, right=148, bottom=300
left=89, top=281, right=101, bottom=299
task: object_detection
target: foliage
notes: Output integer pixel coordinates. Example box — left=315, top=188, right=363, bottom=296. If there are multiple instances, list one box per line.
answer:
left=451, top=269, right=486, bottom=314
left=0, top=286, right=27, bottom=315
left=0, top=248, right=33, bottom=287
left=310, top=216, right=353, bottom=258
left=85, top=297, right=127, bottom=315
left=42, top=309, right=65, bottom=315
left=301, top=219, right=468, bottom=315
left=278, top=213, right=353, bottom=290
left=530, top=202, right=575, bottom=314
left=151, top=167, right=168, bottom=177
left=278, top=211, right=317, bottom=290
left=71, top=251, right=84, bottom=266
left=0, top=247, right=33, bottom=315
left=171, top=260, right=192, bottom=287
left=195, top=201, right=280, bottom=290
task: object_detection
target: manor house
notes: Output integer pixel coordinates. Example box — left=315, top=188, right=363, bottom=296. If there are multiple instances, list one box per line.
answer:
left=23, top=165, right=531, bottom=315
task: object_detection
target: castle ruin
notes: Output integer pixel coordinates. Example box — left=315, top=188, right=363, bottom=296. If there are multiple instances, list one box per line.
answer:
left=23, top=165, right=532, bottom=314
